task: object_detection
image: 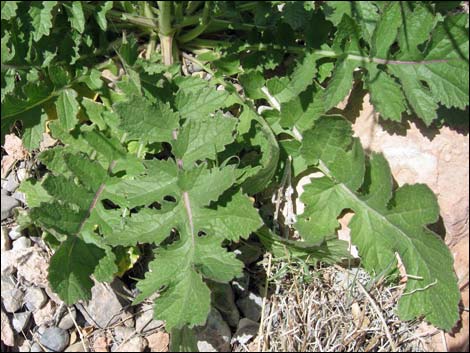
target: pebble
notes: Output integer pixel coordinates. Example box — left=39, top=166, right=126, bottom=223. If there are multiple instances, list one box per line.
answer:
left=1, top=193, right=20, bottom=220
left=232, top=272, right=250, bottom=298
left=196, top=308, right=231, bottom=352
left=113, top=326, right=134, bottom=342
left=210, top=282, right=240, bottom=327
left=231, top=318, right=260, bottom=345
left=12, top=311, right=32, bottom=333
left=30, top=343, right=44, bottom=352
left=8, top=225, right=23, bottom=240
left=146, top=331, right=169, bottom=352
left=4, top=173, right=19, bottom=193
left=113, top=336, right=148, bottom=352
left=1, top=226, right=11, bottom=251
left=40, top=327, right=70, bottom=352
left=58, top=307, right=77, bottom=330
left=16, top=167, right=28, bottom=182
left=25, top=286, right=48, bottom=311
left=236, top=292, right=263, bottom=322
left=2, top=288, right=25, bottom=313
left=12, top=190, right=26, bottom=204
left=135, top=304, right=164, bottom=333
left=65, top=342, right=89, bottom=352
left=12, top=236, right=32, bottom=250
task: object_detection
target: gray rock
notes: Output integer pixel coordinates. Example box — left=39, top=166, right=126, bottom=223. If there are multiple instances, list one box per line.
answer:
left=77, top=279, right=130, bottom=328
left=113, top=326, right=134, bottom=342
left=196, top=308, right=231, bottom=352
left=236, top=292, right=263, bottom=322
left=135, top=304, right=164, bottom=333
left=25, top=286, right=48, bottom=311
left=12, top=191, right=26, bottom=204
left=16, top=167, right=28, bottom=182
left=2, top=288, right=25, bottom=313
left=113, top=337, right=147, bottom=352
left=234, top=243, right=263, bottom=265
left=8, top=225, right=23, bottom=240
left=30, top=342, right=44, bottom=352
left=232, top=272, right=250, bottom=298
left=209, top=282, right=240, bottom=328
left=1, top=193, right=20, bottom=220
left=40, top=327, right=70, bottom=352
left=65, top=342, right=89, bottom=352
left=1, top=275, right=16, bottom=292
left=58, top=306, right=76, bottom=330
left=12, top=311, right=32, bottom=333
left=12, top=236, right=32, bottom=250
left=1, top=226, right=11, bottom=251
left=4, top=172, right=19, bottom=193
left=231, top=318, right=259, bottom=345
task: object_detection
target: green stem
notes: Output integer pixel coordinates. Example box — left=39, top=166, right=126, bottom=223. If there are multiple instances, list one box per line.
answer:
left=143, top=2, right=157, bottom=60
left=82, top=3, right=156, bottom=30
left=186, top=1, right=203, bottom=15
left=178, top=1, right=211, bottom=44
left=157, top=1, right=175, bottom=65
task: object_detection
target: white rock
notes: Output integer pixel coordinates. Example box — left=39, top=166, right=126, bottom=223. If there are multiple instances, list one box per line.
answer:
left=231, top=318, right=259, bottom=345
left=2, top=288, right=25, bottom=313
left=135, top=304, right=164, bottom=333
left=12, top=236, right=31, bottom=250
left=1, top=226, right=11, bottom=251
left=196, top=308, right=231, bottom=352
left=12, top=311, right=31, bottom=333
left=9, top=225, right=23, bottom=240
left=24, top=286, right=48, bottom=311
left=58, top=306, right=77, bottom=330
left=113, top=326, right=134, bottom=342
left=236, top=291, right=263, bottom=322
left=113, top=336, right=147, bottom=352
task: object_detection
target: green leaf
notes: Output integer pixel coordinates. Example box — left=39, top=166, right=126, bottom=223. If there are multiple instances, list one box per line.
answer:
left=173, top=112, right=237, bottom=167
left=298, top=116, right=460, bottom=330
left=95, top=1, right=114, bottom=31
left=371, top=2, right=402, bottom=58
left=65, top=1, right=85, bottom=34
left=176, top=88, right=229, bottom=120
left=55, top=89, right=80, bottom=131
left=22, top=108, right=47, bottom=150
left=1, top=1, right=19, bottom=20
left=113, top=95, right=179, bottom=144
left=324, top=58, right=356, bottom=110
left=29, top=1, right=58, bottom=42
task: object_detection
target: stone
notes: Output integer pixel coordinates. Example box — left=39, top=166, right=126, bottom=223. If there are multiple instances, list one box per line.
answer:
left=40, top=327, right=70, bottom=352
left=113, top=336, right=148, bottom=352
left=8, top=225, right=22, bottom=240
left=236, top=291, right=263, bottom=322
left=1, top=193, right=20, bottom=220
left=12, top=311, right=31, bottom=333
left=93, top=334, right=109, bottom=352
left=209, top=282, right=240, bottom=327
left=12, top=191, right=26, bottom=204
left=4, top=172, right=19, bottom=193
left=1, top=288, right=25, bottom=313
left=33, top=300, right=56, bottom=326
left=113, top=326, right=134, bottom=342
left=18, top=337, right=31, bottom=352
left=58, top=307, right=77, bottom=330
left=12, top=236, right=31, bottom=250
left=24, top=286, right=48, bottom=311
left=1, top=226, right=11, bottom=251
left=146, top=331, right=169, bottom=352
left=65, top=342, right=89, bottom=352
left=16, top=167, right=28, bottom=182
left=77, top=279, right=130, bottom=328
left=135, top=304, right=164, bottom=333
left=196, top=308, right=231, bottom=352
left=30, top=343, right=44, bottom=352
left=233, top=242, right=263, bottom=265
left=232, top=272, right=250, bottom=298
left=1, top=308, right=15, bottom=347
left=231, top=318, right=259, bottom=345
left=16, top=248, right=50, bottom=287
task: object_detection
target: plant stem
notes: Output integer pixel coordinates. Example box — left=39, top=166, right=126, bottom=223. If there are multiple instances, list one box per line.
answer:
left=157, top=1, right=174, bottom=65
left=143, top=2, right=157, bottom=60
left=178, top=1, right=211, bottom=44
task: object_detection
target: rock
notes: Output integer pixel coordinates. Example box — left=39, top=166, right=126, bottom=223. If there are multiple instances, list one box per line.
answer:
left=1, top=308, right=15, bottom=347
left=113, top=326, right=134, bottom=342
left=12, top=236, right=31, bottom=250
left=24, top=286, right=48, bottom=311
left=1, top=194, right=20, bottom=220
left=30, top=342, right=44, bottom=352
left=33, top=300, right=56, bottom=326
left=196, top=308, right=231, bottom=352
left=8, top=225, right=22, bottom=240
left=1, top=226, right=11, bottom=251
left=58, top=307, right=77, bottom=330
left=1, top=275, right=16, bottom=292
left=16, top=167, right=28, bottom=182
left=12, top=311, right=31, bottom=333
left=113, top=336, right=148, bottom=352
left=2, top=288, right=25, bottom=313
left=4, top=172, right=19, bottom=193
left=12, top=191, right=26, bottom=204
left=92, top=334, right=109, bottom=352
left=232, top=272, right=250, bottom=298
left=18, top=337, right=31, bottom=352
left=65, top=342, right=89, bottom=352
left=16, top=248, right=50, bottom=287
left=146, top=331, right=169, bottom=352
left=234, top=242, right=263, bottom=265
left=209, top=282, right=240, bottom=327
left=236, top=292, right=263, bottom=322
left=40, top=327, right=70, bottom=352
left=135, top=304, right=164, bottom=333
left=77, top=279, right=130, bottom=328
left=231, top=318, right=259, bottom=345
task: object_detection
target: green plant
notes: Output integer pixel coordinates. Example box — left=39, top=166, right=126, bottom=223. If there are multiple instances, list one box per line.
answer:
left=2, top=1, right=468, bottom=347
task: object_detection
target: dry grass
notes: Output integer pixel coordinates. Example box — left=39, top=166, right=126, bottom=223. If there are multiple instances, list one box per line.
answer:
left=240, top=258, right=430, bottom=352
